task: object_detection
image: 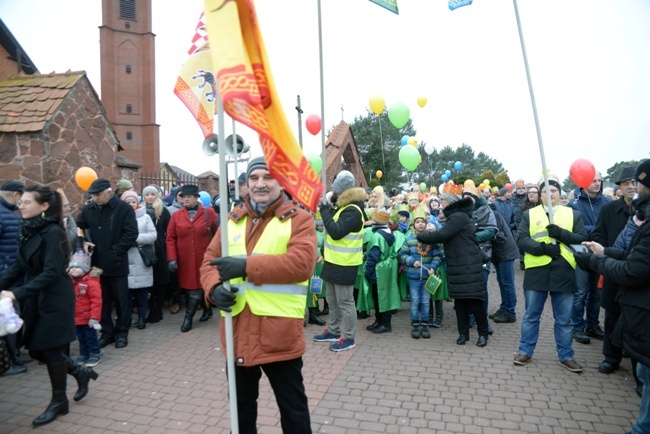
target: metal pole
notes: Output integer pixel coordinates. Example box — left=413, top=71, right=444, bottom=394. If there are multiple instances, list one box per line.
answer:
left=296, top=95, right=304, bottom=150
left=378, top=114, right=386, bottom=174
left=317, top=0, right=326, bottom=190
left=215, top=83, right=239, bottom=434
left=233, top=118, right=239, bottom=200
left=513, top=0, right=554, bottom=225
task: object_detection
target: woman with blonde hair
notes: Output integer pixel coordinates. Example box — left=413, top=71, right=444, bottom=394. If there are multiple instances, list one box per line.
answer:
left=141, top=185, right=172, bottom=324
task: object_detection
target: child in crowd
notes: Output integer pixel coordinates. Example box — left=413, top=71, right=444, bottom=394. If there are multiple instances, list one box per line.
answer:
left=68, top=251, right=103, bottom=367
left=400, top=207, right=444, bottom=338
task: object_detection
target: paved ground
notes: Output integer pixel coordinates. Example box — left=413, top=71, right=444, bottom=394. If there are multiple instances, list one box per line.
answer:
left=0, top=267, right=642, bottom=433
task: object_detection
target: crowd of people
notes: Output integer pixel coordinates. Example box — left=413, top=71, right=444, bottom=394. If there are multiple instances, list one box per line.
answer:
left=1, top=158, right=649, bottom=432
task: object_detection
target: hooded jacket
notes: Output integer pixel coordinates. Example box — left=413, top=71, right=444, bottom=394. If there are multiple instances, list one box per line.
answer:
left=319, top=187, right=368, bottom=285
left=417, top=197, right=485, bottom=300
left=200, top=193, right=317, bottom=367
left=569, top=186, right=611, bottom=237
left=73, top=267, right=103, bottom=325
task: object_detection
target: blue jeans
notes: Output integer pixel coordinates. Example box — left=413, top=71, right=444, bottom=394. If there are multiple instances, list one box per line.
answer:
left=409, top=278, right=430, bottom=323
left=632, top=362, right=650, bottom=433
left=571, top=267, right=601, bottom=331
left=518, top=290, right=574, bottom=361
left=495, top=260, right=517, bottom=316
left=76, top=325, right=100, bottom=357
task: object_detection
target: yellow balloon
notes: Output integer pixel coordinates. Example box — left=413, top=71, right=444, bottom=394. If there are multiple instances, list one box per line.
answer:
left=483, top=179, right=490, bottom=186
left=408, top=137, right=418, bottom=146
left=376, top=170, right=383, bottom=179
left=369, top=94, right=385, bottom=115
left=417, top=96, right=427, bottom=108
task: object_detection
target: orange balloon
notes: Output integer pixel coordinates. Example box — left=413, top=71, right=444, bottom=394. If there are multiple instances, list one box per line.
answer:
left=75, top=167, right=98, bottom=191
left=376, top=170, right=383, bottom=179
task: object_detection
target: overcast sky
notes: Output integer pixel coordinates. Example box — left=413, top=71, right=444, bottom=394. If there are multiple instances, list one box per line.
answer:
left=1, top=0, right=648, bottom=185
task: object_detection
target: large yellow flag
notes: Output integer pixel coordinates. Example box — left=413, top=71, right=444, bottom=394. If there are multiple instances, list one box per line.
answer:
left=203, top=0, right=323, bottom=211
left=173, top=13, right=216, bottom=138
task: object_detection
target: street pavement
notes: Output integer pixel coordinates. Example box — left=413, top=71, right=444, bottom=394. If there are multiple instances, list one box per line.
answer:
left=0, top=267, right=641, bottom=433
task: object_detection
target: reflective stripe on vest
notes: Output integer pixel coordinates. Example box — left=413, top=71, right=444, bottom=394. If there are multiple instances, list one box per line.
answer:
left=225, top=216, right=308, bottom=318
left=524, top=205, right=577, bottom=269
left=323, top=204, right=364, bottom=266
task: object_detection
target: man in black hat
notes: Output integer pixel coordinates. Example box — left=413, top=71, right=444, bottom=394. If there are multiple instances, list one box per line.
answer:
left=0, top=180, right=31, bottom=374
left=576, top=160, right=650, bottom=432
left=77, top=179, right=138, bottom=349
left=590, top=166, right=637, bottom=374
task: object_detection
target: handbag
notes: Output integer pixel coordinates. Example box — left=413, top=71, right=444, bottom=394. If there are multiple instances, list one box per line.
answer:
left=138, top=244, right=158, bottom=267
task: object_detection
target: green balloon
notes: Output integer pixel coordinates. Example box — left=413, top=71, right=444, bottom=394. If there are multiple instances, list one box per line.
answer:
left=305, top=153, right=322, bottom=174
left=399, top=145, right=420, bottom=171
left=388, top=101, right=410, bottom=129
left=420, top=182, right=426, bottom=192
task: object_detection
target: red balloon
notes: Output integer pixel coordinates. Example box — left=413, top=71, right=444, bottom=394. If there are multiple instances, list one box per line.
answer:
left=505, top=183, right=513, bottom=191
left=569, top=159, right=596, bottom=189
left=305, top=114, right=322, bottom=136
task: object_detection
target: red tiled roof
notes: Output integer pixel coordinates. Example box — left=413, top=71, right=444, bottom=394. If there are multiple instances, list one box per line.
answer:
left=0, top=71, right=84, bottom=133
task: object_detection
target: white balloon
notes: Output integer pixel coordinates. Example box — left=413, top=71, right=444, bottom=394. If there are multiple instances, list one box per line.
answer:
left=424, top=143, right=435, bottom=155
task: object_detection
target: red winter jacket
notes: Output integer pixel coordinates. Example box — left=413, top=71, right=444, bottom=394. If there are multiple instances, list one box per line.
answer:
left=72, top=268, right=103, bottom=326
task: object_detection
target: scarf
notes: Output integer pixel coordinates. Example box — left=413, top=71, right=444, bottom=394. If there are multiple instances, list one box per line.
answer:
left=397, top=221, right=409, bottom=233
left=18, top=214, right=58, bottom=246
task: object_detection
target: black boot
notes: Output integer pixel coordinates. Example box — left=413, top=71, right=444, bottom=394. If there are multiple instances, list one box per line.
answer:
left=181, top=297, right=200, bottom=332
left=411, top=321, right=421, bottom=339
left=63, top=354, right=99, bottom=402
left=308, top=308, right=326, bottom=326
left=373, top=312, right=392, bottom=334
left=366, top=312, right=381, bottom=331
left=318, top=299, right=329, bottom=316
left=33, top=361, right=69, bottom=426
left=199, top=300, right=213, bottom=322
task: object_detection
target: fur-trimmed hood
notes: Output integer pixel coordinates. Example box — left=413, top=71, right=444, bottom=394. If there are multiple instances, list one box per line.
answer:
left=336, top=187, right=368, bottom=208
left=89, top=266, right=103, bottom=278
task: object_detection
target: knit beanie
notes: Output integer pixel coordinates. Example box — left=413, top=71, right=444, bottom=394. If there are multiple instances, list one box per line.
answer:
left=498, top=187, right=510, bottom=197
left=331, top=170, right=355, bottom=194
left=142, top=184, right=159, bottom=197
left=247, top=156, right=268, bottom=180
left=441, top=194, right=460, bottom=205
left=69, top=251, right=91, bottom=273
left=121, top=190, right=139, bottom=203
left=636, top=160, right=650, bottom=189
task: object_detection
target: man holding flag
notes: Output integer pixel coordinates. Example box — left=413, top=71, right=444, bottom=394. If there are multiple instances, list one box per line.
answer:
left=201, top=156, right=316, bottom=433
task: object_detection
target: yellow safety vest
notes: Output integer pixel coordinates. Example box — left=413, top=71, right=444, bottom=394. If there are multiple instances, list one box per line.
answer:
left=524, top=205, right=577, bottom=269
left=225, top=215, right=308, bottom=318
left=323, top=204, right=364, bottom=266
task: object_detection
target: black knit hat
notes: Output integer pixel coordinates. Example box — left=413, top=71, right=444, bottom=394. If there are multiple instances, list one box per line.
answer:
left=636, top=160, right=650, bottom=189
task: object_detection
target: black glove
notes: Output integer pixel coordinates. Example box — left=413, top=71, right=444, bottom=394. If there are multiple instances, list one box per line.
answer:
left=210, top=284, right=239, bottom=312
left=540, top=242, right=561, bottom=260
left=168, top=260, right=178, bottom=273
left=209, top=257, right=247, bottom=281
left=546, top=224, right=564, bottom=241
left=330, top=193, right=338, bottom=205
left=573, top=251, right=592, bottom=271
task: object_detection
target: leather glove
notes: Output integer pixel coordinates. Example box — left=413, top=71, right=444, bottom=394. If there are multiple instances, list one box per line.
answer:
left=209, top=257, right=247, bottom=281
left=541, top=242, right=561, bottom=260
left=210, top=284, right=239, bottom=312
left=546, top=224, right=564, bottom=241
left=168, top=260, right=178, bottom=273
left=574, top=251, right=592, bottom=271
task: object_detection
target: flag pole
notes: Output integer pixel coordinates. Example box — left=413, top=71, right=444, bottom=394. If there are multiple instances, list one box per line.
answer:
left=512, top=0, right=554, bottom=225
left=317, top=0, right=326, bottom=190
left=215, top=83, right=240, bottom=434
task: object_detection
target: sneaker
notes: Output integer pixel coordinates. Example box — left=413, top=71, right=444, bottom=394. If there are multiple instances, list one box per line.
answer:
left=585, top=326, right=604, bottom=340
left=420, top=325, right=431, bottom=339
left=559, top=359, right=583, bottom=373
left=427, top=317, right=434, bottom=327
left=313, top=329, right=340, bottom=342
left=329, top=338, right=355, bottom=352
left=573, top=330, right=591, bottom=344
left=493, top=312, right=516, bottom=323
left=431, top=319, right=442, bottom=328
left=489, top=310, right=504, bottom=319
left=75, top=355, right=89, bottom=365
left=513, top=353, right=531, bottom=366
left=85, top=354, right=101, bottom=368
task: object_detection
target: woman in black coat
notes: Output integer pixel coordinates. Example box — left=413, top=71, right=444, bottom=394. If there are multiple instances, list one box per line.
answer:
left=417, top=195, right=489, bottom=347
left=0, top=185, right=98, bottom=427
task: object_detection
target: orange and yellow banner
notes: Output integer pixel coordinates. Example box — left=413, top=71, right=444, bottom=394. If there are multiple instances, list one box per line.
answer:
left=203, top=0, right=323, bottom=211
left=173, top=13, right=217, bottom=138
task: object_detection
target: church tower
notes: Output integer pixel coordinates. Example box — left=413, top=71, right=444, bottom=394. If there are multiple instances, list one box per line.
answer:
left=99, top=0, right=159, bottom=174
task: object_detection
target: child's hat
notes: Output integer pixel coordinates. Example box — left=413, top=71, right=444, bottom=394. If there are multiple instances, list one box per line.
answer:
left=411, top=206, right=428, bottom=222
left=372, top=207, right=391, bottom=225
left=69, top=250, right=91, bottom=273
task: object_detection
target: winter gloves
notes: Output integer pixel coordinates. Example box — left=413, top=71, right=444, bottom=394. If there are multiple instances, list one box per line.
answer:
left=168, top=260, right=178, bottom=273
left=210, top=257, right=247, bottom=281
left=573, top=251, right=593, bottom=271
left=210, top=284, right=239, bottom=312
left=540, top=242, right=561, bottom=260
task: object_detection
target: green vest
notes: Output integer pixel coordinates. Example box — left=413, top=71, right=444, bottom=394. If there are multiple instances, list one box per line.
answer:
left=226, top=216, right=308, bottom=318
left=524, top=205, right=577, bottom=269
left=323, top=204, right=364, bottom=266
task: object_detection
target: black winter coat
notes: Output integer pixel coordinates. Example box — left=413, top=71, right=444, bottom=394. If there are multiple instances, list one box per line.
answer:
left=588, top=196, right=650, bottom=366
left=0, top=223, right=75, bottom=351
left=417, top=197, right=485, bottom=300
left=77, top=195, right=138, bottom=277
left=517, top=205, right=587, bottom=293
left=490, top=211, right=520, bottom=264
left=591, top=197, right=633, bottom=311
left=320, top=187, right=368, bottom=285
left=146, top=205, right=171, bottom=286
